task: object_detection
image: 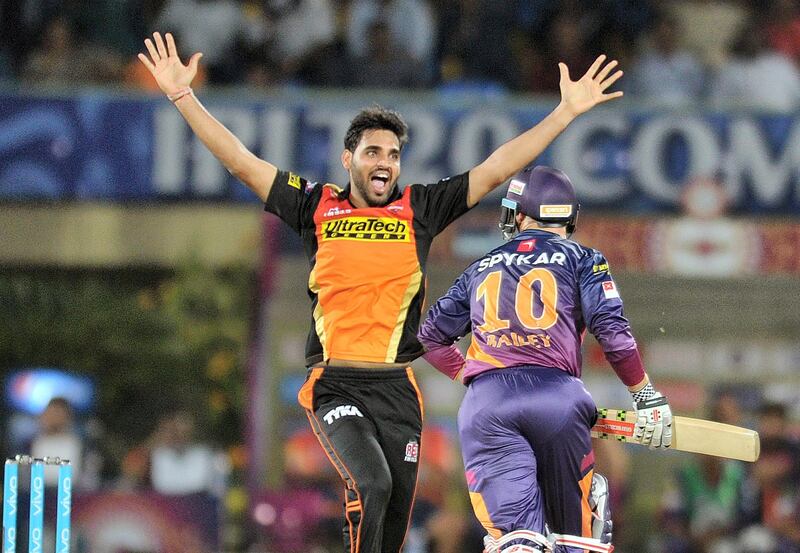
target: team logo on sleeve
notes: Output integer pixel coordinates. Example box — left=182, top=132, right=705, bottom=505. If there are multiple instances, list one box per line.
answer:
left=287, top=173, right=302, bottom=190
left=404, top=439, right=419, bottom=463
left=602, top=281, right=620, bottom=299
left=508, top=179, right=526, bottom=195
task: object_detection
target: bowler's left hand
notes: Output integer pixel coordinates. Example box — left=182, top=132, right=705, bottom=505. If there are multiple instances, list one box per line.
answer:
left=558, top=55, right=624, bottom=117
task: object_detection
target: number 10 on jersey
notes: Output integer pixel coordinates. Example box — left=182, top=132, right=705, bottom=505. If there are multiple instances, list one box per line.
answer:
left=476, top=268, right=559, bottom=333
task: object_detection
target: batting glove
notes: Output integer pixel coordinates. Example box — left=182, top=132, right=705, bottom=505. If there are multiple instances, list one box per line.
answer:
left=631, top=384, right=672, bottom=449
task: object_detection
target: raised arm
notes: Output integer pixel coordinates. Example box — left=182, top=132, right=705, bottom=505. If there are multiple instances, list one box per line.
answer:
left=467, top=55, right=624, bottom=207
left=579, top=252, right=672, bottom=449
left=138, top=32, right=276, bottom=202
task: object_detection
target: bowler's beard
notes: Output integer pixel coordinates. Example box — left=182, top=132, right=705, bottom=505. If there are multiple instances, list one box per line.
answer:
left=352, top=172, right=396, bottom=207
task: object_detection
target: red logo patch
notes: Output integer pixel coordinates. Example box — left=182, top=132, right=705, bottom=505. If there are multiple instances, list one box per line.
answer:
left=602, top=281, right=620, bottom=299
left=517, top=239, right=536, bottom=252
left=404, top=440, right=419, bottom=463
left=465, top=469, right=477, bottom=487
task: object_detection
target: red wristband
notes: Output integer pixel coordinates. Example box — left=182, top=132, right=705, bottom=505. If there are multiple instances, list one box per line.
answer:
left=605, top=348, right=646, bottom=387
left=421, top=343, right=465, bottom=381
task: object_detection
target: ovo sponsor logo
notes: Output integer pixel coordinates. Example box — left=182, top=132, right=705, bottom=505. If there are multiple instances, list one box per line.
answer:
left=57, top=466, right=72, bottom=553
left=3, top=473, right=16, bottom=553
left=58, top=527, right=70, bottom=553
left=29, top=475, right=43, bottom=552
left=3, top=528, right=15, bottom=552
left=321, top=217, right=410, bottom=242
left=5, top=475, right=17, bottom=517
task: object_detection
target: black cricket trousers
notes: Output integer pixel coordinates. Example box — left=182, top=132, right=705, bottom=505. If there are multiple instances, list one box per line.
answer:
left=298, top=366, right=424, bottom=553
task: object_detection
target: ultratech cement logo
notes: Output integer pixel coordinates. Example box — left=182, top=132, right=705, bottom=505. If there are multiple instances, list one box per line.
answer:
left=321, top=217, right=410, bottom=242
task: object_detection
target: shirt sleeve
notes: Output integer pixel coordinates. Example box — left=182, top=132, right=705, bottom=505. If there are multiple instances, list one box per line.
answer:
left=578, top=250, right=638, bottom=355
left=418, top=269, right=472, bottom=347
left=263, top=170, right=318, bottom=234
left=409, top=172, right=472, bottom=236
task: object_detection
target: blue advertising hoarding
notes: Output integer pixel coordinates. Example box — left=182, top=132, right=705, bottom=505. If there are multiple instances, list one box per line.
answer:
left=2, top=90, right=800, bottom=214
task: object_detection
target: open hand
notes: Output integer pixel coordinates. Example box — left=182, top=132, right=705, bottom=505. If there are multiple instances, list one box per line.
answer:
left=558, top=55, right=623, bottom=117
left=138, top=32, right=202, bottom=95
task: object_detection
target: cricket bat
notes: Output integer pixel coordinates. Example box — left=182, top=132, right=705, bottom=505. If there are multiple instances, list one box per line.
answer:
left=592, top=408, right=760, bottom=462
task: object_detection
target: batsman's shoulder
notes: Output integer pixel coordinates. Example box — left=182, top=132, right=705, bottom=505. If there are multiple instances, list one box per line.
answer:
left=569, top=240, right=606, bottom=262
left=566, top=241, right=611, bottom=274
left=552, top=237, right=591, bottom=261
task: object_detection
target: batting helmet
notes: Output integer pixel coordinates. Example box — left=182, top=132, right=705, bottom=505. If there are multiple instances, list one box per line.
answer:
left=499, top=165, right=580, bottom=239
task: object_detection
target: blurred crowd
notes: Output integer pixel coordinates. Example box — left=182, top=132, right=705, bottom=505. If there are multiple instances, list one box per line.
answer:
left=10, top=385, right=800, bottom=551
left=651, top=395, right=800, bottom=553
left=4, top=397, right=230, bottom=551
left=11, top=397, right=228, bottom=499
left=3, top=0, right=800, bottom=109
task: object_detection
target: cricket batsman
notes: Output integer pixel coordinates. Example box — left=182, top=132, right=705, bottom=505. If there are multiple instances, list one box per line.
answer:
left=418, top=166, right=673, bottom=553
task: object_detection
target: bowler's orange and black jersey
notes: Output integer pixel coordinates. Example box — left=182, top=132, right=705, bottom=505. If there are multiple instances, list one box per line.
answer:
left=265, top=169, right=472, bottom=366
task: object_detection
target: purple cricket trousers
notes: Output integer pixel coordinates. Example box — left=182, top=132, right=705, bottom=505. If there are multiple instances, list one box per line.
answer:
left=458, top=366, right=598, bottom=552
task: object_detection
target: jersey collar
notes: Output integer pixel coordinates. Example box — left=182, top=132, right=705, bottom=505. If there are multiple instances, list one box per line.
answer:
left=516, top=228, right=560, bottom=239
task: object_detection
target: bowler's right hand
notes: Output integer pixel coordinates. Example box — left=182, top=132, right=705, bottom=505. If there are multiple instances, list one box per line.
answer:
left=138, top=32, right=203, bottom=95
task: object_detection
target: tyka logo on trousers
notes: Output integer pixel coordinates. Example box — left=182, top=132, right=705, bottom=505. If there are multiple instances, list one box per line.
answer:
left=323, top=405, right=364, bottom=424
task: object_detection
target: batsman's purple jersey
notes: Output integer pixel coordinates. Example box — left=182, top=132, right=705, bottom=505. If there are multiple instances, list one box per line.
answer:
left=418, top=229, right=638, bottom=384
left=419, top=228, right=638, bottom=549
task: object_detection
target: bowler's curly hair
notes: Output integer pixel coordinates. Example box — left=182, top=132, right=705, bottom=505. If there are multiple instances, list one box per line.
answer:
left=344, top=105, right=409, bottom=152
